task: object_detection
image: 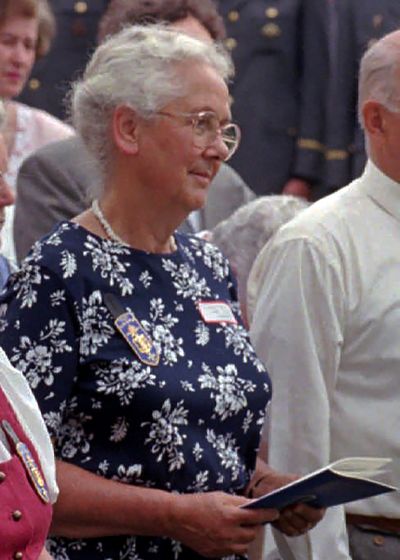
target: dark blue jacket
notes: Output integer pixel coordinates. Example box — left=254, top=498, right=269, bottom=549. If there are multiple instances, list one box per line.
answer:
left=322, top=0, right=400, bottom=195
left=219, top=0, right=331, bottom=195
left=18, top=0, right=109, bottom=120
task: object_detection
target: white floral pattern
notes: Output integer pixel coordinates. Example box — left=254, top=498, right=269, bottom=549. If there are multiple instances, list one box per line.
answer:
left=78, top=291, right=114, bottom=356
left=83, top=235, right=134, bottom=295
left=96, top=358, right=156, bottom=405
left=0, top=223, right=271, bottom=560
left=10, top=319, right=72, bottom=388
left=198, top=363, right=256, bottom=421
left=142, top=399, right=188, bottom=471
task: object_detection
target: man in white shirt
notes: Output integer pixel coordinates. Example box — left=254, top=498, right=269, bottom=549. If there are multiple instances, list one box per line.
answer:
left=248, top=30, right=400, bottom=560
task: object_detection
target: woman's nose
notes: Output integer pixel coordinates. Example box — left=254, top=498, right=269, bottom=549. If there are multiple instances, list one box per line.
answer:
left=204, top=134, right=230, bottom=161
left=11, top=42, right=30, bottom=66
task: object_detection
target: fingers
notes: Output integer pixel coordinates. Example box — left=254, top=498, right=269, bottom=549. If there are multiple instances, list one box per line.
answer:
left=273, top=509, right=311, bottom=537
left=273, top=504, right=325, bottom=537
left=169, top=491, right=279, bottom=557
left=237, top=504, right=280, bottom=526
left=294, top=504, right=326, bottom=523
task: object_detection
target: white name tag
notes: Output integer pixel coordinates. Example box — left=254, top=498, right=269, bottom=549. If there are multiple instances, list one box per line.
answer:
left=198, top=301, right=237, bottom=324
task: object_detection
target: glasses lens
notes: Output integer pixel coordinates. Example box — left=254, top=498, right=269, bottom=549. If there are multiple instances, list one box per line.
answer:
left=191, top=113, right=241, bottom=161
left=221, top=124, right=241, bottom=161
left=193, top=113, right=217, bottom=138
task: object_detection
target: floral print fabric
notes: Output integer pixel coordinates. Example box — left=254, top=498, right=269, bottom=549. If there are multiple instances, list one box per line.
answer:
left=0, top=222, right=271, bottom=560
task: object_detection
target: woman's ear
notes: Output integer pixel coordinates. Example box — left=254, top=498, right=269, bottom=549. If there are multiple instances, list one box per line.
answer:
left=112, top=105, right=140, bottom=155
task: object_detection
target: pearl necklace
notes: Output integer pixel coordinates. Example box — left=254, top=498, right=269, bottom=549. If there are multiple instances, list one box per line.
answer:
left=91, top=199, right=177, bottom=252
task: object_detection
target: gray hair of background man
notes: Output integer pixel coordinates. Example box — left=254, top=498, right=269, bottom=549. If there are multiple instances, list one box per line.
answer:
left=211, top=195, right=309, bottom=309
left=358, top=30, right=400, bottom=130
left=70, top=24, right=233, bottom=187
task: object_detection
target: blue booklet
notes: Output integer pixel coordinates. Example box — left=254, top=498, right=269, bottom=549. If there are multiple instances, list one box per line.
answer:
left=244, top=457, right=397, bottom=510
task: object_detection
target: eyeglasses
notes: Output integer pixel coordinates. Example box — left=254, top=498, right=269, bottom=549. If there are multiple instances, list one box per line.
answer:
left=155, top=110, right=241, bottom=161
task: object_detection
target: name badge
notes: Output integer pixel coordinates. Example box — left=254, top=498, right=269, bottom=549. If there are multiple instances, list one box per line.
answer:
left=115, top=311, right=160, bottom=367
left=198, top=301, right=237, bottom=324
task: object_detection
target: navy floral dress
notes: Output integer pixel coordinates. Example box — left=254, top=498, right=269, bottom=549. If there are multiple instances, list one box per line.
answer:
left=0, top=222, right=271, bottom=560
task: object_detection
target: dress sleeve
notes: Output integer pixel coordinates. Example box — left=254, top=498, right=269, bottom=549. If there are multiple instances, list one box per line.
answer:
left=0, top=262, right=79, bottom=441
left=249, top=235, right=351, bottom=560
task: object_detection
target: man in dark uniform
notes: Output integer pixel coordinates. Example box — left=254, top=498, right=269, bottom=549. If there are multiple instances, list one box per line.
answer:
left=218, top=0, right=331, bottom=197
left=18, top=1, right=109, bottom=120
left=322, top=0, right=400, bottom=196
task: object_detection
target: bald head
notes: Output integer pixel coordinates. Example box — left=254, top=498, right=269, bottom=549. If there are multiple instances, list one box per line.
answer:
left=358, top=30, right=400, bottom=182
left=358, top=30, right=400, bottom=128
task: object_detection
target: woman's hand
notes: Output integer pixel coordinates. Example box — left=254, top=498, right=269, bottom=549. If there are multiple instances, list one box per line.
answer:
left=167, top=491, right=279, bottom=558
left=247, top=460, right=326, bottom=538
left=273, top=502, right=326, bottom=537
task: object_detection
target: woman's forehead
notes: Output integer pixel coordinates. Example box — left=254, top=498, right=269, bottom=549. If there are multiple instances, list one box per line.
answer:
left=175, top=60, right=229, bottom=100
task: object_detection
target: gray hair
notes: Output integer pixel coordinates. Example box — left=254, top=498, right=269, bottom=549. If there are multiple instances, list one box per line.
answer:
left=70, top=24, right=233, bottom=185
left=211, top=195, right=309, bottom=304
left=358, top=30, right=400, bottom=129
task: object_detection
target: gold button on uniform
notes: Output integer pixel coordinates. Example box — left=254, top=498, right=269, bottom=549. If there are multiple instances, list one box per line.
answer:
left=12, top=510, right=22, bottom=521
left=373, top=535, right=385, bottom=546
left=0, top=471, right=5, bottom=482
left=228, top=10, right=239, bottom=23
left=14, top=553, right=23, bottom=560
left=74, top=1, right=88, bottom=13
left=262, top=23, right=281, bottom=38
left=372, top=14, right=383, bottom=28
left=266, top=7, right=279, bottom=18
left=225, top=37, right=237, bottom=50
left=28, top=78, right=40, bottom=90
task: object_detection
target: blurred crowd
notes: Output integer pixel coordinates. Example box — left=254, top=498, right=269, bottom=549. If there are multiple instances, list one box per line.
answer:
left=17, top=1, right=400, bottom=198
left=0, top=1, right=400, bottom=560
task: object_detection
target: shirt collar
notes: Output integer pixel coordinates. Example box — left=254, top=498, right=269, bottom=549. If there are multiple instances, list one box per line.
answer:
left=358, top=160, right=400, bottom=223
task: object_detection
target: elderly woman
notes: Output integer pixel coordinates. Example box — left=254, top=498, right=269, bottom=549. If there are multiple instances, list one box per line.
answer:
left=0, top=26, right=322, bottom=560
left=0, top=0, right=73, bottom=264
left=0, top=99, right=58, bottom=560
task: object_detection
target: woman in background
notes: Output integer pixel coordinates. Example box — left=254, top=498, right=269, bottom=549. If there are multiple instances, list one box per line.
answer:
left=0, top=0, right=73, bottom=263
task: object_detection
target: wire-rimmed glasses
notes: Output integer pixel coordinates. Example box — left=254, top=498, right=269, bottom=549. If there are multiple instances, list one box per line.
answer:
left=155, top=110, right=241, bottom=161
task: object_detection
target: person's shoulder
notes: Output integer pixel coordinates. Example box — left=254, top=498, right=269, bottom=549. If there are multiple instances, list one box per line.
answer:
left=178, top=232, right=225, bottom=254
left=214, top=163, right=245, bottom=186
left=21, top=135, right=80, bottom=166
left=24, top=221, right=85, bottom=269
left=18, top=135, right=94, bottom=200
left=275, top=180, right=365, bottom=246
left=176, top=233, right=232, bottom=274
left=212, top=163, right=255, bottom=198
